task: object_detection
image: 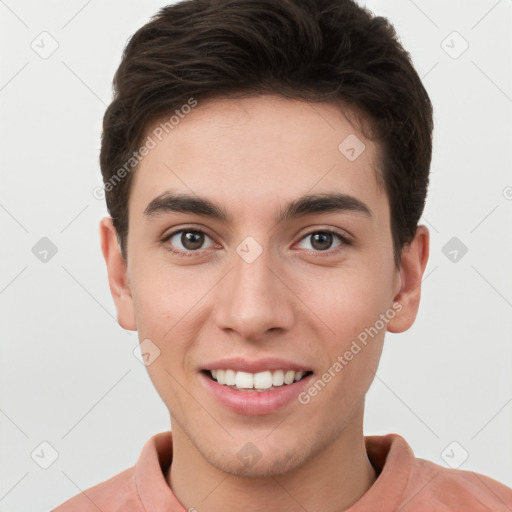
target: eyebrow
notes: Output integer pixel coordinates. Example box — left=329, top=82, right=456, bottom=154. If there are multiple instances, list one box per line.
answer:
left=143, top=190, right=373, bottom=225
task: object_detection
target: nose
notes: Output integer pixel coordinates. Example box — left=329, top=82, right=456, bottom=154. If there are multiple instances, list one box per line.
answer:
left=213, top=245, right=296, bottom=342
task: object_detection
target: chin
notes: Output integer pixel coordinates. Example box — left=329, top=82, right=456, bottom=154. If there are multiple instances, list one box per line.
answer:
left=204, top=443, right=310, bottom=479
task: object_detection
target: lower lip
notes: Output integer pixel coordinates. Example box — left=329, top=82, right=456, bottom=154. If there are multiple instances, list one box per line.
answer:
left=199, top=371, right=313, bottom=416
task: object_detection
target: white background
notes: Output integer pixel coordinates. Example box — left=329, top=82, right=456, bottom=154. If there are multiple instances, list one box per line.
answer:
left=1, top=0, right=511, bottom=510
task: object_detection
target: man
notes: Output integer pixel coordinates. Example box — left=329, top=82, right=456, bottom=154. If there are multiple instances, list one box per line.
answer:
left=53, top=0, right=512, bottom=510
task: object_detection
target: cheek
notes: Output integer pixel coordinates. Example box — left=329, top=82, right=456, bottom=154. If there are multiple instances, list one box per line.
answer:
left=307, top=267, right=392, bottom=338
left=303, top=273, right=390, bottom=411
left=129, top=268, right=199, bottom=406
left=130, top=264, right=211, bottom=372
left=131, top=261, right=200, bottom=331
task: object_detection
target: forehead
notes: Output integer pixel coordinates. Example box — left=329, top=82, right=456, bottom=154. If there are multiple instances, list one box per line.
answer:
left=129, top=94, right=387, bottom=224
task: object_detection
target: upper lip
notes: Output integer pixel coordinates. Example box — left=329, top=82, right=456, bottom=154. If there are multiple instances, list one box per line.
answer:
left=202, top=357, right=312, bottom=374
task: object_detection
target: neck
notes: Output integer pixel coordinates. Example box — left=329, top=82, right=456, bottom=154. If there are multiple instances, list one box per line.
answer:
left=166, top=402, right=378, bottom=512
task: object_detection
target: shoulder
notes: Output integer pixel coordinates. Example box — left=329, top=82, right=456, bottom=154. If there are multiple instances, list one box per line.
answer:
left=404, top=457, right=512, bottom=511
left=51, top=466, right=143, bottom=512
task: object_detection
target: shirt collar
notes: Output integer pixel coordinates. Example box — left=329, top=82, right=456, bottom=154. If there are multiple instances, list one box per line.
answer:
left=347, top=433, right=414, bottom=511
left=135, top=431, right=185, bottom=511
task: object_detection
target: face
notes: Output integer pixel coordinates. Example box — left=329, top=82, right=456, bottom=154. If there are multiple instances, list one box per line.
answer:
left=102, top=94, right=424, bottom=478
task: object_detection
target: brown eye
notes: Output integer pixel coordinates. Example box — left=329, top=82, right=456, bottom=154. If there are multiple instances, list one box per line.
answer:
left=163, top=229, right=215, bottom=255
left=296, top=230, right=350, bottom=253
left=310, top=232, right=334, bottom=251
left=180, top=231, right=205, bottom=250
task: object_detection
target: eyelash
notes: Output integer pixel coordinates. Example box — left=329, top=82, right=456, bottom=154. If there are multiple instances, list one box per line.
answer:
left=161, top=227, right=352, bottom=258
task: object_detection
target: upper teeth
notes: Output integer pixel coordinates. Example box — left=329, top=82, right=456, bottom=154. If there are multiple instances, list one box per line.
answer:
left=210, top=369, right=307, bottom=390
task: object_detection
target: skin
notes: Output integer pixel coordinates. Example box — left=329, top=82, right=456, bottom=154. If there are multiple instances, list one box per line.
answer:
left=100, top=94, right=429, bottom=512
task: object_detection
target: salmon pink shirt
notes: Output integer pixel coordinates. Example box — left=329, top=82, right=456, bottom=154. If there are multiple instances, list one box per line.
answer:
left=52, top=431, right=512, bottom=511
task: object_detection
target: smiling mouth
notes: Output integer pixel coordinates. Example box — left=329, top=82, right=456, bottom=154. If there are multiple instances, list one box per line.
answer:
left=202, top=369, right=314, bottom=392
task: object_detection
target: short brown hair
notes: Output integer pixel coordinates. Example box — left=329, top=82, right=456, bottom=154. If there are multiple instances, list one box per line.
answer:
left=100, top=0, right=433, bottom=267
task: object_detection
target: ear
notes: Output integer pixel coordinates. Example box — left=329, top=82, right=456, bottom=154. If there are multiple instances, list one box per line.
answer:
left=99, top=217, right=137, bottom=331
left=387, top=225, right=429, bottom=333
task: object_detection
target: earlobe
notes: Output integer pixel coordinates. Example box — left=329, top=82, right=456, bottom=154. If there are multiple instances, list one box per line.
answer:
left=99, top=217, right=137, bottom=331
left=386, top=225, right=430, bottom=334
